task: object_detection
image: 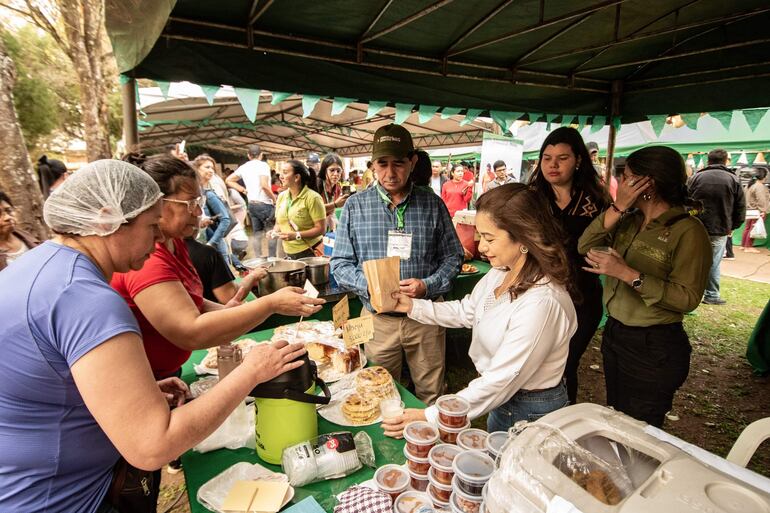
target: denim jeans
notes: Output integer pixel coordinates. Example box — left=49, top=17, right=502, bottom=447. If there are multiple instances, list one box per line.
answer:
left=486, top=379, right=568, bottom=432
left=247, top=201, right=276, bottom=257
left=705, top=235, right=727, bottom=300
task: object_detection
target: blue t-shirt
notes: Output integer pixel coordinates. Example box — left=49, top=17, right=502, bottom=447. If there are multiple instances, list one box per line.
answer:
left=0, top=242, right=141, bottom=512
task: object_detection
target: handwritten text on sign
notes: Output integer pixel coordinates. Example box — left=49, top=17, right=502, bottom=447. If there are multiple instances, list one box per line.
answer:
left=342, top=316, right=374, bottom=347
left=332, top=295, right=350, bottom=330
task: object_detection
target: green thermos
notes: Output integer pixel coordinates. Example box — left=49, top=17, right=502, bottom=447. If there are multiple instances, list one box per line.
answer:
left=249, top=353, right=331, bottom=464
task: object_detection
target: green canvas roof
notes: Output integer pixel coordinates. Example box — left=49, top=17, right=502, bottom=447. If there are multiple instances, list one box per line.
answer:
left=107, top=0, right=770, bottom=123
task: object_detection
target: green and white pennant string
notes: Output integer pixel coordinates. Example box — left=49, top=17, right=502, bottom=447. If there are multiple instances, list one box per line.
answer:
left=418, top=105, right=440, bottom=123
left=366, top=101, right=387, bottom=119
left=459, top=109, right=483, bottom=126
left=680, top=113, right=700, bottom=130
left=647, top=114, right=668, bottom=137
left=743, top=109, right=768, bottom=132
left=234, top=87, right=260, bottom=123
left=270, top=91, right=293, bottom=105
left=590, top=116, right=606, bottom=133
left=708, top=111, right=733, bottom=131
left=156, top=80, right=171, bottom=100
left=302, top=95, right=322, bottom=117
left=394, top=104, right=414, bottom=125
left=200, top=85, right=220, bottom=106
left=440, top=107, right=462, bottom=119
left=331, top=97, right=356, bottom=116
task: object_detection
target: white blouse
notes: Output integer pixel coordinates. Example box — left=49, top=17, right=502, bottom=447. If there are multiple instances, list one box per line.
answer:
left=410, top=268, right=577, bottom=424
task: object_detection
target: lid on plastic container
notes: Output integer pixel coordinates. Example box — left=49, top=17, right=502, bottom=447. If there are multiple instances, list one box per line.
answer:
left=428, top=444, right=463, bottom=471
left=374, top=464, right=409, bottom=491
left=393, top=491, right=433, bottom=513
left=436, top=395, right=470, bottom=416
left=404, top=421, right=439, bottom=445
left=452, top=450, right=495, bottom=484
left=404, top=444, right=429, bottom=463
left=485, top=431, right=509, bottom=456
left=437, top=420, right=471, bottom=434
left=457, top=428, right=488, bottom=451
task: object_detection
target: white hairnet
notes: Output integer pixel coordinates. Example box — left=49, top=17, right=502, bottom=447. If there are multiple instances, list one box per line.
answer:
left=43, top=159, right=163, bottom=236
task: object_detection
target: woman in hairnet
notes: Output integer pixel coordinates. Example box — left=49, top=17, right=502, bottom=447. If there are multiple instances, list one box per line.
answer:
left=0, top=160, right=309, bottom=512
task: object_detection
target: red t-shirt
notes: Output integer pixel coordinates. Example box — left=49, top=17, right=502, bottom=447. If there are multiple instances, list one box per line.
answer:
left=111, top=238, right=204, bottom=378
left=441, top=180, right=473, bottom=218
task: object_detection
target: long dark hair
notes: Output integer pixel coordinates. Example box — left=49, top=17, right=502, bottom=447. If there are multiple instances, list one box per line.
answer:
left=411, top=149, right=432, bottom=187
left=286, top=160, right=318, bottom=192
left=476, top=183, right=574, bottom=300
left=749, top=167, right=767, bottom=188
left=37, top=155, right=68, bottom=198
left=529, top=127, right=609, bottom=209
left=123, top=153, right=198, bottom=195
left=625, top=146, right=702, bottom=211
left=317, top=153, right=343, bottom=185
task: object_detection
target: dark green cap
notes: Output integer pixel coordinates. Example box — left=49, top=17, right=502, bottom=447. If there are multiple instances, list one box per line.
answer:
left=372, top=124, right=414, bottom=160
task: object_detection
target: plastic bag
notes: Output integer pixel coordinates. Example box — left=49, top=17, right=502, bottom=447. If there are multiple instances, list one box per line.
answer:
left=197, top=462, right=291, bottom=513
left=750, top=219, right=767, bottom=239
left=193, top=402, right=255, bottom=453
left=282, top=431, right=375, bottom=487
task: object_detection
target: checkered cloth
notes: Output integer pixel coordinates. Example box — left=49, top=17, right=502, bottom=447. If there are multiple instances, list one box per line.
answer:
left=333, top=485, right=393, bottom=513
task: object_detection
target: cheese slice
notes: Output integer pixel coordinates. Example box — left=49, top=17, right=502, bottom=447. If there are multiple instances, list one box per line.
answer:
left=221, top=480, right=259, bottom=512
left=249, top=480, right=289, bottom=513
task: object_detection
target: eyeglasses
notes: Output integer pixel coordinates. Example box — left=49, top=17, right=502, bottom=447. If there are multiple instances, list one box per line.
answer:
left=327, top=168, right=342, bottom=174
left=0, top=207, right=15, bottom=217
left=162, top=196, right=206, bottom=213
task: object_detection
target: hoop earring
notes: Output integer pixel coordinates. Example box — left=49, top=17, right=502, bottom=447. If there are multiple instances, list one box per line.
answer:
left=520, top=246, right=529, bottom=254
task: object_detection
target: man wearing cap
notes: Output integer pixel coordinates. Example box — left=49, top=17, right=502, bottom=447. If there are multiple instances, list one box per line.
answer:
left=331, top=124, right=464, bottom=404
left=306, top=152, right=321, bottom=174
left=587, top=141, right=617, bottom=200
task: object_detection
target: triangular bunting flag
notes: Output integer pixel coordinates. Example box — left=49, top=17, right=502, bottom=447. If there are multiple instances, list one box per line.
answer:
left=235, top=87, right=261, bottom=123
left=528, top=113, right=543, bottom=123
left=418, top=105, right=440, bottom=124
left=709, top=111, right=734, bottom=131
left=577, top=115, right=589, bottom=132
left=302, top=95, right=322, bottom=118
left=270, top=91, right=293, bottom=105
left=156, top=80, right=171, bottom=100
left=490, top=111, right=522, bottom=133
left=590, top=116, right=606, bottom=133
left=612, top=116, right=622, bottom=131
left=201, top=85, right=220, bottom=106
left=748, top=152, right=757, bottom=165
left=460, top=109, right=483, bottom=126
left=681, top=113, right=700, bottom=130
left=546, top=113, right=558, bottom=130
left=647, top=115, right=668, bottom=137
left=560, top=114, right=576, bottom=127
left=331, top=97, right=356, bottom=116
left=394, top=104, right=414, bottom=125
left=440, top=107, right=462, bottom=119
left=366, top=101, right=388, bottom=119
left=743, top=109, right=768, bottom=132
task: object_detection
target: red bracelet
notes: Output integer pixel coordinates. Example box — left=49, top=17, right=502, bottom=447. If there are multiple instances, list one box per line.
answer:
left=609, top=203, right=624, bottom=214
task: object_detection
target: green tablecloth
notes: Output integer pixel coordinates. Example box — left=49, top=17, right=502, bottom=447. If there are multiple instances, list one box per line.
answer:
left=179, top=328, right=425, bottom=513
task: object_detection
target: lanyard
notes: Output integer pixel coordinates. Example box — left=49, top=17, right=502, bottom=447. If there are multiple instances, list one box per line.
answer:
left=376, top=185, right=408, bottom=230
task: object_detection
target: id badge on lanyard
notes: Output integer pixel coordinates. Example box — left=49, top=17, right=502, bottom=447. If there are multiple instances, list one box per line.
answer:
left=387, top=230, right=412, bottom=260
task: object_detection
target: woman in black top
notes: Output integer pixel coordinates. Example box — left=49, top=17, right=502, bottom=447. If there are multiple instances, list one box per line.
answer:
left=529, top=127, right=610, bottom=404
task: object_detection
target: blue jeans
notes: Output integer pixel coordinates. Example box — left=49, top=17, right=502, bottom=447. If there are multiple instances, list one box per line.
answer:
left=247, top=201, right=276, bottom=257
left=705, top=235, right=727, bottom=301
left=486, top=380, right=569, bottom=432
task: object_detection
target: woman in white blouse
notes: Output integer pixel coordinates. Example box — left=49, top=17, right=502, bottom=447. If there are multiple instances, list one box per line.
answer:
left=382, top=183, right=577, bottom=435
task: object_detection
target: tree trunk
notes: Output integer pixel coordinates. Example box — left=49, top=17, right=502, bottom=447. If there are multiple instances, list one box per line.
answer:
left=0, top=39, right=48, bottom=239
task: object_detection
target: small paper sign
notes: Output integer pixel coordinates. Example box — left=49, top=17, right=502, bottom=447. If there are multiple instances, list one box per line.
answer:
left=342, top=316, right=374, bottom=347
left=303, top=279, right=319, bottom=299
left=333, top=295, right=350, bottom=330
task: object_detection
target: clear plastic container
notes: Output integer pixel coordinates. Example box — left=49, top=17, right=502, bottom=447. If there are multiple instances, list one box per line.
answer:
left=438, top=420, right=470, bottom=444
left=428, top=444, right=463, bottom=485
left=428, top=467, right=453, bottom=503
left=404, top=421, right=439, bottom=458
left=393, top=490, right=433, bottom=513
left=456, top=428, right=488, bottom=452
left=408, top=467, right=429, bottom=492
left=451, top=451, right=495, bottom=496
left=450, top=490, right=483, bottom=513
left=436, top=395, right=471, bottom=428
left=404, top=445, right=431, bottom=474
left=375, top=463, right=410, bottom=503
left=484, top=431, right=508, bottom=463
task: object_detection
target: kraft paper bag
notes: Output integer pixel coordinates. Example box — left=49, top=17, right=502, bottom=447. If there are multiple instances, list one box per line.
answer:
left=363, top=256, right=401, bottom=313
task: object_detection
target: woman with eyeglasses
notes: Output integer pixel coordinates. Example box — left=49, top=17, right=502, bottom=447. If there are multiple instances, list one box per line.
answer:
left=111, top=154, right=324, bottom=381
left=317, top=153, right=350, bottom=232
left=0, top=191, right=41, bottom=271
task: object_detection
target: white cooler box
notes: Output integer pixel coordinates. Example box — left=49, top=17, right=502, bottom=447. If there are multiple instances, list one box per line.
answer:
left=485, top=403, right=770, bottom=513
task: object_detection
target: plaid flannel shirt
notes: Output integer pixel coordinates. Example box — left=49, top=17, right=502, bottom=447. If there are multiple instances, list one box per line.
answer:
left=331, top=184, right=464, bottom=312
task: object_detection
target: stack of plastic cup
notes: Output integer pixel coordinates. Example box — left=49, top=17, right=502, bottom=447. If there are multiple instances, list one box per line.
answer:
left=403, top=421, right=439, bottom=494
left=435, top=395, right=471, bottom=444
left=450, top=450, right=495, bottom=513
left=427, top=444, right=462, bottom=509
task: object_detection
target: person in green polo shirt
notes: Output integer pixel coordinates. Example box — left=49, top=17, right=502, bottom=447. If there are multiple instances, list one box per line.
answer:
left=578, top=146, right=711, bottom=428
left=273, top=160, right=326, bottom=258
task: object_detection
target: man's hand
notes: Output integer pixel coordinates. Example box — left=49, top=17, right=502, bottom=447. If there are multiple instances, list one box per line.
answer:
left=399, top=278, right=427, bottom=298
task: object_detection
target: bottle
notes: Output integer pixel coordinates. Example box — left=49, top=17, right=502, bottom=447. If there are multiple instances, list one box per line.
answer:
left=217, top=344, right=242, bottom=380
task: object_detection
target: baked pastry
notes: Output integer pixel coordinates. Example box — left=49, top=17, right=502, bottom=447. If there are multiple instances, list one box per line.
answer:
left=331, top=347, right=361, bottom=374
left=461, top=263, right=478, bottom=273
left=341, top=393, right=379, bottom=423
left=355, top=366, right=399, bottom=403
left=572, top=469, right=623, bottom=505
left=306, top=342, right=334, bottom=364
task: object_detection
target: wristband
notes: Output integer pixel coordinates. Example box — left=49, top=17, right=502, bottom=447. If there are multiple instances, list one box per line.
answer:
left=609, top=203, right=627, bottom=214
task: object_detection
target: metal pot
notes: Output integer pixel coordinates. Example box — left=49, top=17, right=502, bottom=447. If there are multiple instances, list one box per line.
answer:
left=242, top=256, right=284, bottom=269
left=259, top=260, right=307, bottom=296
left=298, top=256, right=331, bottom=285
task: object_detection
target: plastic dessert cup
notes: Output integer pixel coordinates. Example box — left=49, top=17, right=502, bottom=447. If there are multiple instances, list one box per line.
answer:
left=393, top=491, right=433, bottom=513
left=404, top=445, right=431, bottom=474
left=404, top=421, right=439, bottom=458
left=484, top=431, right=508, bottom=464
left=436, top=394, right=471, bottom=428
left=456, top=428, right=488, bottom=452
left=408, top=467, right=429, bottom=492
left=438, top=420, right=470, bottom=444
left=451, top=489, right=483, bottom=513
left=451, top=451, right=495, bottom=496
left=428, top=444, right=463, bottom=485
left=428, top=468, right=453, bottom=503
left=428, top=482, right=451, bottom=509
left=375, top=463, right=410, bottom=503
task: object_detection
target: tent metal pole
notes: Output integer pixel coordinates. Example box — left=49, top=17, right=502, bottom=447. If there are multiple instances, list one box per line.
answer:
left=605, top=80, right=622, bottom=192
left=121, top=76, right=139, bottom=152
